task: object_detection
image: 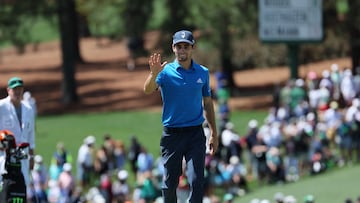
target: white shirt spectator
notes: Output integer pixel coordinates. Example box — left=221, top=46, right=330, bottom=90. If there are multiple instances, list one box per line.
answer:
left=340, top=69, right=356, bottom=106
left=76, top=135, right=95, bottom=181
left=221, top=122, right=240, bottom=147
left=345, top=98, right=360, bottom=122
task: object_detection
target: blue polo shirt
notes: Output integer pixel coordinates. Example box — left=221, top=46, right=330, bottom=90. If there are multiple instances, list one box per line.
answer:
left=156, top=60, right=212, bottom=127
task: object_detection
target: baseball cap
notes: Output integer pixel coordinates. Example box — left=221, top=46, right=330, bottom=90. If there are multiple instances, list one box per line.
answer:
left=304, top=195, right=314, bottom=203
left=117, top=170, right=128, bottom=180
left=8, top=77, right=24, bottom=89
left=274, top=192, right=284, bottom=201
left=63, top=163, right=72, bottom=172
left=84, top=135, right=96, bottom=145
left=172, top=30, right=195, bottom=45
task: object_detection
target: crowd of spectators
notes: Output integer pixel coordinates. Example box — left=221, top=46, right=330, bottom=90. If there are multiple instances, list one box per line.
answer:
left=25, top=63, right=360, bottom=203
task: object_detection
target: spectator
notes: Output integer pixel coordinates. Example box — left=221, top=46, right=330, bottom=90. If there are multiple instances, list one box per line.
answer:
left=284, top=195, right=297, bottom=203
left=345, top=198, right=353, bottom=203
left=113, top=140, right=126, bottom=170
left=52, top=142, right=73, bottom=168
left=99, top=173, right=113, bottom=203
left=22, top=91, right=37, bottom=117
left=30, top=155, right=48, bottom=202
left=340, top=69, right=356, bottom=106
left=274, top=192, right=284, bottom=203
left=94, top=145, right=110, bottom=176
left=330, top=63, right=342, bottom=102
left=266, top=147, right=285, bottom=184
left=251, top=134, right=268, bottom=185
left=245, top=119, right=260, bottom=180
left=112, top=170, right=130, bottom=203
left=139, top=170, right=158, bottom=202
left=227, top=155, right=248, bottom=195
left=47, top=179, right=61, bottom=203
left=77, top=135, right=96, bottom=188
left=223, top=193, right=234, bottom=203
left=221, top=122, right=241, bottom=162
left=58, top=163, right=75, bottom=203
left=136, top=146, right=154, bottom=180
left=128, top=135, right=142, bottom=176
left=0, top=76, right=36, bottom=198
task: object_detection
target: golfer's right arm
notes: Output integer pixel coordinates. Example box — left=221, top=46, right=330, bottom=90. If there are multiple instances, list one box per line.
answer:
left=144, top=72, right=159, bottom=94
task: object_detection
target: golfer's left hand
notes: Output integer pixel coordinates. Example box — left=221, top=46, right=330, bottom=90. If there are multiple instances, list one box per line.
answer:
left=208, top=133, right=218, bottom=155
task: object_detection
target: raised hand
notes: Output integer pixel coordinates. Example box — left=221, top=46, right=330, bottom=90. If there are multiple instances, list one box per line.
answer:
left=149, top=53, right=167, bottom=75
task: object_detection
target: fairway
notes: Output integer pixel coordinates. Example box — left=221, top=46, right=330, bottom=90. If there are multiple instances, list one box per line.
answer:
left=35, top=110, right=267, bottom=166
left=35, top=110, right=360, bottom=202
left=235, top=164, right=360, bottom=203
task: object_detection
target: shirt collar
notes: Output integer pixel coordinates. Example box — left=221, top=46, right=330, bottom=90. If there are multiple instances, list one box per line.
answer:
left=174, top=59, right=195, bottom=71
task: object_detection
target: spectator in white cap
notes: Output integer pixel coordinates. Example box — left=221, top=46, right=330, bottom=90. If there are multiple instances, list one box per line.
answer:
left=221, top=122, right=241, bottom=162
left=58, top=163, right=75, bottom=203
left=274, top=192, right=284, bottom=203
left=340, top=68, right=356, bottom=106
left=245, top=119, right=260, bottom=179
left=290, top=78, right=307, bottom=117
left=330, top=63, right=342, bottom=101
left=77, top=135, right=96, bottom=188
left=112, top=169, right=130, bottom=202
left=30, top=155, right=48, bottom=202
left=284, top=195, right=297, bottom=203
left=319, top=70, right=333, bottom=91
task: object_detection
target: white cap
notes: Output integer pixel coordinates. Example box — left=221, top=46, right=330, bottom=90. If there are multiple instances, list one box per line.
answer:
left=250, top=199, right=261, bottom=203
left=274, top=192, right=284, bottom=201
left=48, top=179, right=58, bottom=188
left=248, top=119, right=258, bottom=128
left=284, top=195, right=297, bottom=203
left=63, top=163, right=72, bottom=172
left=331, top=63, right=339, bottom=71
left=84, top=135, right=96, bottom=145
left=23, top=91, right=31, bottom=100
left=352, top=98, right=360, bottom=107
left=225, top=122, right=234, bottom=129
left=117, top=170, right=128, bottom=180
left=229, top=155, right=240, bottom=165
left=260, top=200, right=271, bottom=203
left=322, top=70, right=330, bottom=78
left=34, top=155, right=43, bottom=163
left=344, top=69, right=352, bottom=77
left=295, top=78, right=304, bottom=87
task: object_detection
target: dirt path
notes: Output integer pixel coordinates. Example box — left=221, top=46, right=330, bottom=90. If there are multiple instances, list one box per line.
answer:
left=0, top=37, right=351, bottom=115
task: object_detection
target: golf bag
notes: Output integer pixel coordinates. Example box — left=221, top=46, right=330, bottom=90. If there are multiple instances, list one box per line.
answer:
left=0, top=130, right=29, bottom=203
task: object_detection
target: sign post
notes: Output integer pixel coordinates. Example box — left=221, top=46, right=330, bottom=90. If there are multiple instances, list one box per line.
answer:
left=259, top=0, right=323, bottom=79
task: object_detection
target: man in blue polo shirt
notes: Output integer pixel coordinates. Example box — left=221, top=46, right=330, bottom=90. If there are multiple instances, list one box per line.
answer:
left=144, top=30, right=218, bottom=202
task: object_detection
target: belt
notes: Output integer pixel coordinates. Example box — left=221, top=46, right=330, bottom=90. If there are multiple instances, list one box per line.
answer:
left=163, top=125, right=202, bottom=133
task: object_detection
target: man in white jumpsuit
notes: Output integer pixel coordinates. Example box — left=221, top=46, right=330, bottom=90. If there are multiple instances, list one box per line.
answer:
left=0, top=76, right=36, bottom=197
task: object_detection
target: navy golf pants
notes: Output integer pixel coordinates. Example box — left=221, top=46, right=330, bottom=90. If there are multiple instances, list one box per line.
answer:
left=160, top=125, right=206, bottom=203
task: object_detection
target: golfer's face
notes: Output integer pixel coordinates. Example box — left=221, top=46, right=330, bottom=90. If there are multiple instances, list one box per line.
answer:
left=173, top=42, right=192, bottom=62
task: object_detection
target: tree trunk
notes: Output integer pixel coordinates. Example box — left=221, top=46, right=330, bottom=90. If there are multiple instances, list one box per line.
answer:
left=218, top=11, right=235, bottom=91
left=58, top=0, right=78, bottom=104
left=348, top=1, right=360, bottom=71
left=69, top=0, right=84, bottom=63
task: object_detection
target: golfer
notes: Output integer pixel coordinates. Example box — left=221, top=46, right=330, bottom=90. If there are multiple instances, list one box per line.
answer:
left=144, top=30, right=218, bottom=202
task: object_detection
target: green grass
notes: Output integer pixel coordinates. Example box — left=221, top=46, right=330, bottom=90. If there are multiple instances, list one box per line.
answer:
left=36, top=109, right=360, bottom=202
left=234, top=164, right=360, bottom=203
left=35, top=109, right=266, bottom=190
left=36, top=109, right=267, bottom=166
